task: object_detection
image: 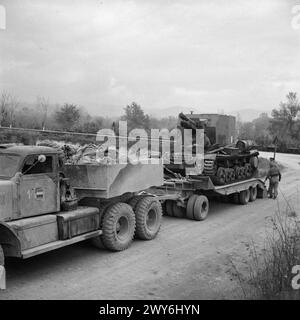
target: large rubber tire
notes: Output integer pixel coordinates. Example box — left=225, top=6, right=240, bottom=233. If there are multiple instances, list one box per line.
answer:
left=193, top=195, right=209, bottom=221
left=172, top=202, right=186, bottom=218
left=90, top=200, right=113, bottom=249
left=216, top=167, right=226, bottom=185
left=135, top=197, right=162, bottom=240
left=128, top=196, right=143, bottom=211
left=229, top=169, right=235, bottom=182
left=101, top=202, right=136, bottom=251
left=239, top=189, right=250, bottom=205
left=249, top=186, right=257, bottom=202
left=186, top=194, right=198, bottom=219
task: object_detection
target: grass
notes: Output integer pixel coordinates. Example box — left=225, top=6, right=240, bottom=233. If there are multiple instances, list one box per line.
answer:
left=232, top=206, right=300, bottom=299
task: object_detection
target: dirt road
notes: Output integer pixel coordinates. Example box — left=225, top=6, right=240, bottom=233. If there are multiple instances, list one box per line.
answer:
left=1, top=152, right=300, bottom=300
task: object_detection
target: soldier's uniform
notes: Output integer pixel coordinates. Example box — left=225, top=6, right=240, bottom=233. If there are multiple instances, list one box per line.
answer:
left=266, top=161, right=281, bottom=199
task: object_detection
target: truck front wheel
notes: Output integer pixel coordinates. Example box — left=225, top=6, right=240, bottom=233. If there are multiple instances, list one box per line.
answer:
left=101, top=203, right=136, bottom=251
left=135, top=197, right=162, bottom=240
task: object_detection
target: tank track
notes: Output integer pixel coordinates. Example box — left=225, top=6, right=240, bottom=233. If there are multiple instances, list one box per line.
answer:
left=203, top=155, right=259, bottom=185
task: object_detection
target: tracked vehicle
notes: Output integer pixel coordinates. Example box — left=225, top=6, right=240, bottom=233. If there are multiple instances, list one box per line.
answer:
left=167, top=113, right=259, bottom=185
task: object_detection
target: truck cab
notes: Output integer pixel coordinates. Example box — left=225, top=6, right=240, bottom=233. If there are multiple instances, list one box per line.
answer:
left=0, top=145, right=61, bottom=222
left=0, top=145, right=104, bottom=289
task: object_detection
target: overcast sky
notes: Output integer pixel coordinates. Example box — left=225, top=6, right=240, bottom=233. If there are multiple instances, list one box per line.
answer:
left=0, top=0, right=299, bottom=117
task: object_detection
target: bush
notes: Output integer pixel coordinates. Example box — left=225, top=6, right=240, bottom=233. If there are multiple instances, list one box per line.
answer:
left=233, top=208, right=300, bottom=299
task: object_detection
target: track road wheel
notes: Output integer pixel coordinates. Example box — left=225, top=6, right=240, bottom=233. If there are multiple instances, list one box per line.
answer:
left=239, top=189, right=250, bottom=205
left=101, top=202, right=136, bottom=251
left=225, top=169, right=231, bottom=184
left=234, top=166, right=240, bottom=180
left=135, top=197, right=162, bottom=240
left=186, top=195, right=198, bottom=219
left=245, top=164, right=252, bottom=178
left=249, top=186, right=257, bottom=202
left=217, top=167, right=226, bottom=185
left=193, top=195, right=209, bottom=221
left=172, top=202, right=186, bottom=218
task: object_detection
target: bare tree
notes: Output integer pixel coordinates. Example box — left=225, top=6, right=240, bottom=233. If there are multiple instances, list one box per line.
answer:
left=8, top=94, right=19, bottom=128
left=36, top=96, right=49, bottom=130
left=0, top=91, right=10, bottom=126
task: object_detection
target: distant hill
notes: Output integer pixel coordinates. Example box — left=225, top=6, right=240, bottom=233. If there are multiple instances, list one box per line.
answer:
left=149, top=106, right=272, bottom=122
left=227, top=108, right=272, bottom=122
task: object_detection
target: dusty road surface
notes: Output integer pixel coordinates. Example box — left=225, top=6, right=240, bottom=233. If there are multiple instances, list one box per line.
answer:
left=1, top=152, right=300, bottom=300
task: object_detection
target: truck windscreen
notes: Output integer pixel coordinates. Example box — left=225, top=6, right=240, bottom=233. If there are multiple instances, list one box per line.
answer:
left=0, top=154, right=20, bottom=178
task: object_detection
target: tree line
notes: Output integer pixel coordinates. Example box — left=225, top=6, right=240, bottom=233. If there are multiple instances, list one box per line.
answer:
left=1, top=90, right=299, bottom=151
left=237, top=92, right=300, bottom=152
left=0, top=92, right=177, bottom=144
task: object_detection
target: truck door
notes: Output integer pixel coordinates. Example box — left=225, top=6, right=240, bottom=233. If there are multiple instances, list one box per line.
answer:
left=18, top=154, right=59, bottom=218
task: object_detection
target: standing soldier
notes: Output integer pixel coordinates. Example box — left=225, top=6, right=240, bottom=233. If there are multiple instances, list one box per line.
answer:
left=265, top=158, right=281, bottom=199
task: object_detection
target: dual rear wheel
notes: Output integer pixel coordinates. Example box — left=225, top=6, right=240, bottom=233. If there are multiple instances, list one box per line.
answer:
left=92, top=196, right=162, bottom=251
left=230, top=186, right=258, bottom=205
left=164, top=195, right=209, bottom=221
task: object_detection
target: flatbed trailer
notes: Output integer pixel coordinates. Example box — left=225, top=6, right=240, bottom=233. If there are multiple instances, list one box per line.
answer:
left=144, top=176, right=267, bottom=221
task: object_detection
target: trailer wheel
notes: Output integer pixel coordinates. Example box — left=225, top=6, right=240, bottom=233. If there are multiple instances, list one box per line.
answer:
left=135, top=197, right=162, bottom=240
left=239, top=189, right=250, bottom=205
left=249, top=186, right=257, bottom=202
left=165, top=200, right=174, bottom=216
left=186, top=195, right=198, bottom=219
left=172, top=202, right=186, bottom=218
left=101, top=202, right=136, bottom=251
left=193, top=195, right=209, bottom=221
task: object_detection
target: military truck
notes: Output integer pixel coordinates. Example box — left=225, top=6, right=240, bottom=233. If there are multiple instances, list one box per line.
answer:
left=0, top=145, right=164, bottom=289
left=0, top=136, right=267, bottom=289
